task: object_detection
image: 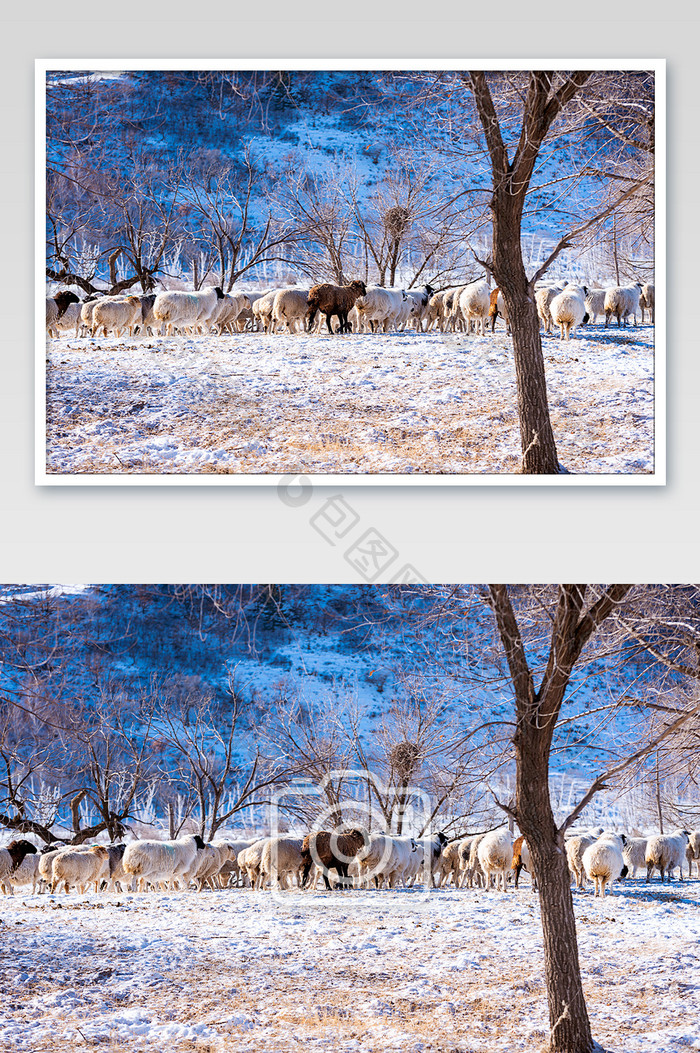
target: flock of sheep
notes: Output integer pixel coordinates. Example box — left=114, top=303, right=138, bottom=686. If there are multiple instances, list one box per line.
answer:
left=44, top=275, right=655, bottom=342
left=1, top=824, right=696, bottom=899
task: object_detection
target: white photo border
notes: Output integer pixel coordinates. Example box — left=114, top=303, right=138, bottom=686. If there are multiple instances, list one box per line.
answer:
left=36, top=58, right=666, bottom=487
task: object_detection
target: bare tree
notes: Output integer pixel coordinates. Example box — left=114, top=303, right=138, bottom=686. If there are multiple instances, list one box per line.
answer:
left=465, top=71, right=656, bottom=473
left=279, top=168, right=359, bottom=283
left=184, top=152, right=299, bottom=290
left=158, top=685, right=292, bottom=839
left=47, top=157, right=189, bottom=295
left=264, top=690, right=355, bottom=826
left=478, top=585, right=700, bottom=1053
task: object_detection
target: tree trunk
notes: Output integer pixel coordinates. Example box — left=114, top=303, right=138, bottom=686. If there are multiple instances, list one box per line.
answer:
left=493, top=197, right=561, bottom=474
left=70, top=790, right=87, bottom=836
left=515, top=720, right=594, bottom=1053
left=612, top=213, right=620, bottom=286
left=655, top=751, right=664, bottom=833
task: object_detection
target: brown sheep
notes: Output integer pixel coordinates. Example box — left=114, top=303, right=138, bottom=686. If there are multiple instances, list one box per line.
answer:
left=306, top=280, right=367, bottom=334
left=6, top=839, right=38, bottom=869
left=511, top=835, right=537, bottom=890
left=488, top=287, right=510, bottom=333
left=47, top=290, right=81, bottom=335
left=301, top=828, right=368, bottom=890
left=488, top=287, right=500, bottom=332
left=0, top=839, right=38, bottom=890
left=53, top=290, right=81, bottom=317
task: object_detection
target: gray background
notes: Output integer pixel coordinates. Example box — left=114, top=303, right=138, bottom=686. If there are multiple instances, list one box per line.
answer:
left=5, top=3, right=695, bottom=583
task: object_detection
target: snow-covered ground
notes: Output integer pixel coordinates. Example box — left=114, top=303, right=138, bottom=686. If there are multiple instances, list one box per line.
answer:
left=2, top=879, right=697, bottom=1052
left=44, top=325, right=655, bottom=476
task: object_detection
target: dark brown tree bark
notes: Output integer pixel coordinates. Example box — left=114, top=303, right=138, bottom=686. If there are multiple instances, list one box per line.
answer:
left=466, top=72, right=592, bottom=474
left=488, top=584, right=632, bottom=1053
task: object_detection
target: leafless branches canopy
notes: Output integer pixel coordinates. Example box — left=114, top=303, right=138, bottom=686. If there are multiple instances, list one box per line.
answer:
left=46, top=69, right=655, bottom=303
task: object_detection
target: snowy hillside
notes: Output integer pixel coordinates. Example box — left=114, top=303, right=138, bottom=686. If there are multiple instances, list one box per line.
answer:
left=45, top=68, right=655, bottom=291
left=0, top=585, right=686, bottom=838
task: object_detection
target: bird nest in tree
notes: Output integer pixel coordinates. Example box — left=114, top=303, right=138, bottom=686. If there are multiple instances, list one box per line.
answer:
left=389, top=740, right=421, bottom=781
left=384, top=205, right=410, bottom=239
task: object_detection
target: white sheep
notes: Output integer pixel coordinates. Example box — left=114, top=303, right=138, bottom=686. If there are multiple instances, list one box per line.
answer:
left=179, top=843, right=228, bottom=891
left=645, top=830, right=689, bottom=883
left=237, top=838, right=270, bottom=889
left=213, top=837, right=258, bottom=887
left=259, top=836, right=304, bottom=889
left=51, top=846, right=111, bottom=894
left=1, top=843, right=40, bottom=894
left=152, top=286, right=225, bottom=336
left=353, top=286, right=408, bottom=333
left=604, top=284, right=642, bottom=328
left=582, top=831, right=626, bottom=896
left=477, top=828, right=513, bottom=891
left=565, top=835, right=595, bottom=889
left=436, top=839, right=464, bottom=887
left=393, top=294, right=420, bottom=331
left=214, top=293, right=251, bottom=334
left=384, top=835, right=419, bottom=887
left=122, top=834, right=206, bottom=892
left=440, top=289, right=463, bottom=331
left=622, top=837, right=648, bottom=879
left=584, top=288, right=606, bottom=324
left=640, top=283, right=655, bottom=324
left=92, top=296, right=143, bottom=338
left=356, top=833, right=416, bottom=888
left=535, top=283, right=566, bottom=334
left=0, top=840, right=39, bottom=892
left=38, top=848, right=64, bottom=890
left=456, top=278, right=490, bottom=336
left=403, top=285, right=434, bottom=331
left=422, top=832, right=449, bottom=886
left=251, top=290, right=278, bottom=333
left=400, top=834, right=446, bottom=886
left=79, top=295, right=109, bottom=335
left=46, top=291, right=81, bottom=336
left=425, top=290, right=449, bottom=332
left=550, top=284, right=588, bottom=340
left=271, top=289, right=309, bottom=334
left=3, top=852, right=40, bottom=894
left=50, top=301, right=83, bottom=339
left=686, top=831, right=700, bottom=877
left=460, top=834, right=486, bottom=888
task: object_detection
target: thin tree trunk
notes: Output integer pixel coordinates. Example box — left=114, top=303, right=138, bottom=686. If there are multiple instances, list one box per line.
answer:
left=655, top=751, right=664, bottom=833
left=612, top=213, right=620, bottom=285
left=70, top=790, right=86, bottom=836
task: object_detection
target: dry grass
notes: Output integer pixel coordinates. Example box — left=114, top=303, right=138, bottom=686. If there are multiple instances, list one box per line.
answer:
left=44, top=329, right=654, bottom=476
left=3, top=911, right=690, bottom=1053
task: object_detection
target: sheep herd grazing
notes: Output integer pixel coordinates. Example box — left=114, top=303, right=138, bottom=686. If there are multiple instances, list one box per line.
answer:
left=45, top=277, right=655, bottom=342
left=1, top=824, right=696, bottom=899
